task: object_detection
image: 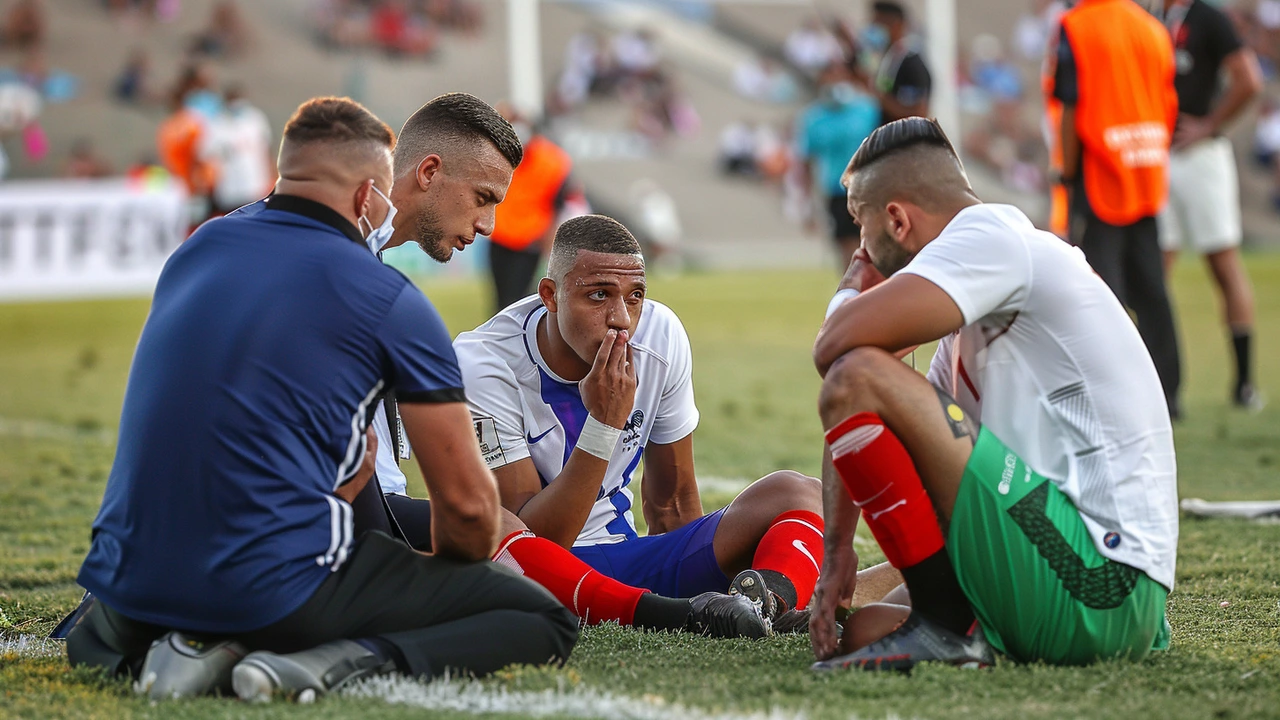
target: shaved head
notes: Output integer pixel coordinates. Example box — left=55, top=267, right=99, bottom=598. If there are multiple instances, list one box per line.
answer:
left=843, top=117, right=975, bottom=216
left=394, top=92, right=522, bottom=179
left=277, top=97, right=395, bottom=191
left=842, top=117, right=981, bottom=276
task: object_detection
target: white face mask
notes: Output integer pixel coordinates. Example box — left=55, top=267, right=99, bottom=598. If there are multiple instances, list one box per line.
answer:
left=358, top=183, right=398, bottom=253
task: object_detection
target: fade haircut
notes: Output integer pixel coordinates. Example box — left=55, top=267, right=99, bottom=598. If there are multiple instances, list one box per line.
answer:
left=282, top=96, right=394, bottom=151
left=842, top=117, right=973, bottom=213
left=548, top=215, right=643, bottom=282
left=394, top=93, right=523, bottom=177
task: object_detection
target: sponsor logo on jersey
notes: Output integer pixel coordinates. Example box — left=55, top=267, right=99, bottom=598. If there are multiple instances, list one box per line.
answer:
left=621, top=409, right=644, bottom=452
left=473, top=416, right=506, bottom=468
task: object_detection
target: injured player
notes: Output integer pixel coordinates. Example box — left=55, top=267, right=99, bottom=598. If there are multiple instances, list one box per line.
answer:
left=808, top=117, right=1177, bottom=671
left=446, top=213, right=902, bottom=633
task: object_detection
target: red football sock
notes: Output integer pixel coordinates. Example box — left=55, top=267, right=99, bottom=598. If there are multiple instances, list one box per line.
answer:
left=492, top=531, right=646, bottom=626
left=751, top=510, right=824, bottom=611
left=825, top=412, right=945, bottom=569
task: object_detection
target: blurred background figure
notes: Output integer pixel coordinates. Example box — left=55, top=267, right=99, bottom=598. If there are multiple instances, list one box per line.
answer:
left=156, top=62, right=220, bottom=226
left=869, top=1, right=931, bottom=126
left=1255, top=97, right=1280, bottom=209
left=191, top=0, right=250, bottom=58
left=630, top=177, right=682, bottom=271
left=113, top=48, right=155, bottom=106
left=794, top=66, right=879, bottom=267
left=784, top=17, right=843, bottom=78
left=201, top=83, right=273, bottom=215
left=2, top=0, right=45, bottom=53
left=63, top=137, right=112, bottom=178
left=1157, top=0, right=1264, bottom=409
left=1050, top=0, right=1181, bottom=417
left=486, top=106, right=584, bottom=313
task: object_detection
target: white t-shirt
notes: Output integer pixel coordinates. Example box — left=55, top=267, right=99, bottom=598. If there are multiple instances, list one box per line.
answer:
left=203, top=101, right=273, bottom=209
left=453, top=295, right=701, bottom=546
left=371, top=399, right=410, bottom=495
left=902, top=204, right=1178, bottom=590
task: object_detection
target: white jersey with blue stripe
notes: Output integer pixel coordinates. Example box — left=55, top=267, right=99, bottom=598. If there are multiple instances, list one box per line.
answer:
left=454, top=296, right=700, bottom=547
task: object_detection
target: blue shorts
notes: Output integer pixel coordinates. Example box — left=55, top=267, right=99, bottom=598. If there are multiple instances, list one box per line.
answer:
left=570, top=508, right=730, bottom=598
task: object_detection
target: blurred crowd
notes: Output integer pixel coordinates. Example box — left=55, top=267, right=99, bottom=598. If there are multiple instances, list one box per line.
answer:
left=310, top=0, right=483, bottom=59
left=717, top=0, right=1280, bottom=236
left=549, top=27, right=700, bottom=143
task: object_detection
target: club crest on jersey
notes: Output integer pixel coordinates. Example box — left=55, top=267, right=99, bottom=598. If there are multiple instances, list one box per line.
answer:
left=1103, top=532, right=1121, bottom=549
left=621, top=409, right=644, bottom=451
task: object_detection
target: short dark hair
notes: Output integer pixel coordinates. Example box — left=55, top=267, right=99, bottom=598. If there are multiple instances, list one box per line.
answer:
left=282, top=96, right=395, bottom=149
left=548, top=215, right=643, bottom=280
left=872, top=1, right=906, bottom=21
left=844, top=116, right=957, bottom=181
left=394, top=93, right=523, bottom=176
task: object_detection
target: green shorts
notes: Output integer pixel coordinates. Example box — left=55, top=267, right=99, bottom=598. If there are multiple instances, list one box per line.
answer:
left=949, top=428, right=1171, bottom=665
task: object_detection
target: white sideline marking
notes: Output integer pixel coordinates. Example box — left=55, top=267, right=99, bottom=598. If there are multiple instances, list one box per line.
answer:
left=0, top=416, right=114, bottom=445
left=344, top=675, right=807, bottom=720
left=0, top=633, right=63, bottom=659
left=698, top=476, right=753, bottom=495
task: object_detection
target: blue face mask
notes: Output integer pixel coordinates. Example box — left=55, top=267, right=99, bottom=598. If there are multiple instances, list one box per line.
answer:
left=861, top=23, right=890, bottom=53
left=184, top=89, right=222, bottom=119
left=359, top=184, right=398, bottom=253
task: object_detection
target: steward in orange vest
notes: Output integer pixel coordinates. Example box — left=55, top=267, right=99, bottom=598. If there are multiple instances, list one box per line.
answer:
left=486, top=130, right=580, bottom=312
left=1047, top=0, right=1183, bottom=417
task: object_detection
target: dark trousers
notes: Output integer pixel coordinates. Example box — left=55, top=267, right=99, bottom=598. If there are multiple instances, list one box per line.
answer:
left=67, top=532, right=577, bottom=679
left=488, top=242, right=542, bottom=313
left=349, top=472, right=434, bottom=552
left=1071, top=192, right=1182, bottom=412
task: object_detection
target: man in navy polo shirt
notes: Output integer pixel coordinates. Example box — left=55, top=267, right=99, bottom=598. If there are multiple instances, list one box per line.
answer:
left=67, top=96, right=576, bottom=702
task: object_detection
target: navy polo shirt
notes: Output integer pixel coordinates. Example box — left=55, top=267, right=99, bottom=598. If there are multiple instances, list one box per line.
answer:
left=78, top=195, right=463, bottom=633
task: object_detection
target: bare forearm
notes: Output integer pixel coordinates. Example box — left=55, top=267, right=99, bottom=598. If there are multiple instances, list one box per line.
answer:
left=643, top=488, right=704, bottom=534
left=516, top=450, right=609, bottom=547
left=1060, top=106, right=1081, bottom=180
left=431, top=506, right=500, bottom=561
left=822, top=447, right=860, bottom=557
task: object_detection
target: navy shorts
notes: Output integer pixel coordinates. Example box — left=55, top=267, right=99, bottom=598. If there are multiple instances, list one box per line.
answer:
left=570, top=508, right=730, bottom=598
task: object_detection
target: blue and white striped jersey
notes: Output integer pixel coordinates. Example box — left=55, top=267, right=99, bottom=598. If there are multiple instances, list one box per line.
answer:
left=454, top=296, right=700, bottom=547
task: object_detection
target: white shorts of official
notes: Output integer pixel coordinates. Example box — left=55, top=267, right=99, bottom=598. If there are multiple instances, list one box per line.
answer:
left=1158, top=135, right=1242, bottom=254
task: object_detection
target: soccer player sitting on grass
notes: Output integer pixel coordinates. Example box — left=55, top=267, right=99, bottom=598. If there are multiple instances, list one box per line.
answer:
left=807, top=117, right=1178, bottom=670
left=448, top=213, right=867, bottom=633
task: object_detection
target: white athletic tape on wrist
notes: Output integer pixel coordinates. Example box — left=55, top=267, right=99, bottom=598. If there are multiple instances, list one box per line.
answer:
left=576, top=415, right=622, bottom=460
left=825, top=288, right=860, bottom=320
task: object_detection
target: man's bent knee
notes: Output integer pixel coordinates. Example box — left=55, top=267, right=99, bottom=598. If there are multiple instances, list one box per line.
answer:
left=819, top=346, right=897, bottom=425
left=753, top=470, right=822, bottom=511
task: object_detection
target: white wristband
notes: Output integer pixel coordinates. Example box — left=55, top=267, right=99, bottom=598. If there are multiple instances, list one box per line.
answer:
left=576, top=415, right=622, bottom=460
left=825, top=288, right=860, bottom=320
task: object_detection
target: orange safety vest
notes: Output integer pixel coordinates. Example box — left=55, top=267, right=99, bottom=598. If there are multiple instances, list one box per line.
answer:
left=1060, top=0, right=1177, bottom=226
left=490, top=135, right=573, bottom=251
left=1041, top=9, right=1069, bottom=239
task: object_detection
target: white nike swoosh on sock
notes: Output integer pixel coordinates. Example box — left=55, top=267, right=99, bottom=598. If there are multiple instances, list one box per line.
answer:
left=792, top=539, right=820, bottom=572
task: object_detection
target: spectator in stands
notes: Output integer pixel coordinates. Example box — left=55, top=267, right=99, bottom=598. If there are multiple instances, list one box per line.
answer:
left=64, top=138, right=113, bottom=179
left=868, top=1, right=931, bottom=127
left=2, top=0, right=45, bottom=52
left=733, top=55, right=799, bottom=104
left=113, top=48, right=154, bottom=105
left=371, top=0, right=437, bottom=58
left=192, top=0, right=251, bottom=58
left=785, top=18, right=843, bottom=77
left=425, top=0, right=482, bottom=35
left=795, top=66, right=880, bottom=267
left=719, top=120, right=757, bottom=176
left=613, top=28, right=660, bottom=84
left=202, top=83, right=274, bottom=215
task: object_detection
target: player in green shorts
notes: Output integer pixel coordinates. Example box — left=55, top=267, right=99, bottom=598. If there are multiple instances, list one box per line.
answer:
left=805, top=118, right=1179, bottom=671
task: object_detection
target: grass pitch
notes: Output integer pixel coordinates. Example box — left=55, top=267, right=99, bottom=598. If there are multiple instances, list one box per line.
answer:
left=2, top=258, right=1279, bottom=719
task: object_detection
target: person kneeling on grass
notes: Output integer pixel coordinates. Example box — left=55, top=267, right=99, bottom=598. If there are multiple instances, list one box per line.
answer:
left=65, top=96, right=577, bottom=702
left=807, top=117, right=1178, bottom=671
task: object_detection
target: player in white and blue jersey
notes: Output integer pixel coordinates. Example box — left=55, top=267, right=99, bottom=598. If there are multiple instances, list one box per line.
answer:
left=453, top=214, right=877, bottom=629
